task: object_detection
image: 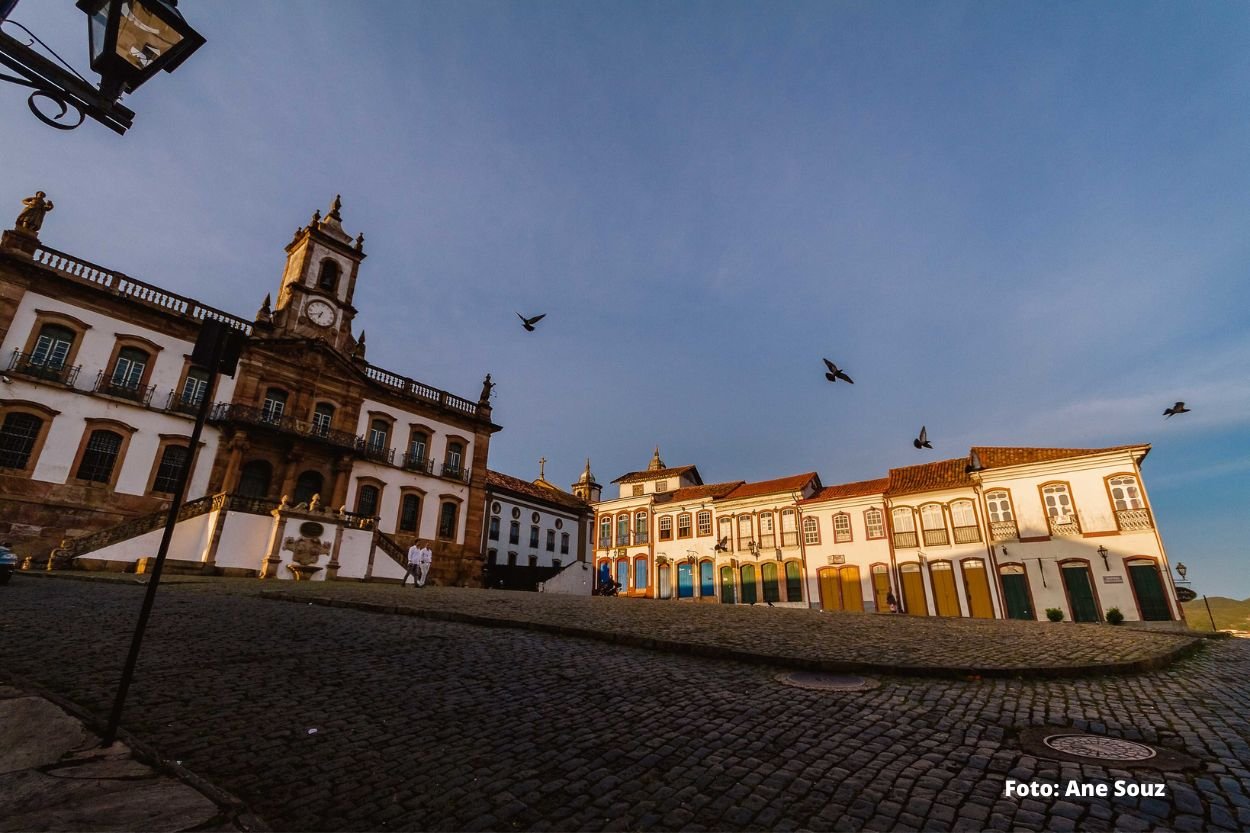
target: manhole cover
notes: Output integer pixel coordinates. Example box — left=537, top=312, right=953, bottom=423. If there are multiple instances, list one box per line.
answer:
left=1042, top=734, right=1157, bottom=761
left=776, top=671, right=879, bottom=691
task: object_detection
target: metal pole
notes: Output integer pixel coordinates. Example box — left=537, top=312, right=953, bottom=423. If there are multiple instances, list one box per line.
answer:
left=102, top=334, right=223, bottom=746
left=1203, top=595, right=1217, bottom=633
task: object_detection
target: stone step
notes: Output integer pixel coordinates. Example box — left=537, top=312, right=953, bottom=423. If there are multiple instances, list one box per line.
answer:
left=135, top=557, right=207, bottom=576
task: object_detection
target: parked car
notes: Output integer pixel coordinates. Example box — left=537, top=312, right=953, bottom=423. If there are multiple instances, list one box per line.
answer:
left=0, top=542, right=17, bottom=586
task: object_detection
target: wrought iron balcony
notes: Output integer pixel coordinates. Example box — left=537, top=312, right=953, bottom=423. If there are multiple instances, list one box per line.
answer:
left=953, top=525, right=982, bottom=544
left=359, top=442, right=395, bottom=465
left=93, top=371, right=155, bottom=405
left=989, top=520, right=1018, bottom=541
left=6, top=350, right=80, bottom=386
left=401, top=453, right=433, bottom=474
left=634, top=531, right=649, bottom=545
left=164, top=389, right=204, bottom=415
left=1116, top=508, right=1154, bottom=532
left=440, top=462, right=470, bottom=483
left=210, top=403, right=361, bottom=450
left=922, top=528, right=949, bottom=547
left=892, top=530, right=918, bottom=548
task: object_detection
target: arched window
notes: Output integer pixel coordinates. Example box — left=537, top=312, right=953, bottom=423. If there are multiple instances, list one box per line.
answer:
left=920, top=504, right=947, bottom=546
left=616, top=514, right=629, bottom=546
left=0, top=412, right=43, bottom=471
left=833, top=512, right=852, bottom=543
left=599, top=516, right=611, bottom=548
left=950, top=500, right=980, bottom=543
left=368, top=418, right=390, bottom=450
left=802, top=516, right=820, bottom=545
left=560, top=532, right=570, bottom=555
left=718, top=516, right=733, bottom=551
left=356, top=484, right=380, bottom=517
left=445, top=442, right=464, bottom=476
left=864, top=507, right=885, bottom=539
left=30, top=323, right=75, bottom=369
left=438, top=500, right=459, bottom=539
left=759, top=511, right=775, bottom=547
left=737, top=514, right=753, bottom=549
left=696, top=510, right=712, bottom=537
left=294, top=470, right=323, bottom=505
left=1108, top=475, right=1143, bottom=510
left=76, top=430, right=123, bottom=483
left=151, top=445, right=190, bottom=494
left=399, top=493, right=421, bottom=532
left=178, top=367, right=210, bottom=412
left=892, top=507, right=917, bottom=548
left=407, top=430, right=429, bottom=468
left=634, top=510, right=648, bottom=544
left=237, top=460, right=272, bottom=498
left=317, top=259, right=340, bottom=292
left=509, top=520, right=520, bottom=545
left=488, top=516, right=500, bottom=541
left=261, top=388, right=287, bottom=423
left=110, top=346, right=150, bottom=391
left=985, top=490, right=1016, bottom=541
left=1042, top=483, right=1079, bottom=533
left=312, top=403, right=335, bottom=436
left=780, top=509, right=798, bottom=546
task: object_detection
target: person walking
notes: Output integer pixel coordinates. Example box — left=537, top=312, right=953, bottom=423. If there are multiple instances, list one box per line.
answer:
left=886, top=590, right=899, bottom=613
left=403, top=542, right=421, bottom=587
left=415, top=542, right=432, bottom=587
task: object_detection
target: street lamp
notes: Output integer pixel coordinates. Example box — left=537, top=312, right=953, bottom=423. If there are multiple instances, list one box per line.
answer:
left=748, top=541, right=760, bottom=559
left=0, top=0, right=203, bottom=133
left=1097, top=545, right=1109, bottom=570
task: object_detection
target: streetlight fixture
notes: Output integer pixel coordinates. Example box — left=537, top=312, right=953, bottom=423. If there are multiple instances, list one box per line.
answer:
left=748, top=541, right=760, bottom=559
left=0, top=0, right=203, bottom=133
left=1097, top=545, right=1109, bottom=570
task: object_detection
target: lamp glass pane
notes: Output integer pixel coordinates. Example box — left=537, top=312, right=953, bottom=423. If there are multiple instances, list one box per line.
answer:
left=114, top=0, right=183, bottom=71
left=87, top=1, right=109, bottom=64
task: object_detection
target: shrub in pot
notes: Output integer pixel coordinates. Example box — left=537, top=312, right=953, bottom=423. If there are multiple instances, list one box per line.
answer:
left=1106, top=607, right=1125, bottom=625
left=1046, top=608, right=1064, bottom=622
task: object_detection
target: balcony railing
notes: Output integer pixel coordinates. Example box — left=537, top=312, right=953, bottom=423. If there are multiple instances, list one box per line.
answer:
left=781, top=531, right=798, bottom=547
left=1047, top=515, right=1082, bottom=537
left=164, top=389, right=204, bottom=415
left=989, top=520, right=1018, bottom=541
left=953, top=525, right=982, bottom=544
left=893, top=530, right=918, bottom=548
left=359, top=443, right=395, bottom=464
left=440, top=462, right=470, bottom=483
left=634, top=531, right=648, bottom=545
left=7, top=350, right=80, bottom=386
left=401, top=453, right=433, bottom=474
left=93, top=371, right=155, bottom=405
left=1116, top=508, right=1154, bottom=532
left=922, top=528, right=949, bottom=547
left=210, top=403, right=361, bottom=450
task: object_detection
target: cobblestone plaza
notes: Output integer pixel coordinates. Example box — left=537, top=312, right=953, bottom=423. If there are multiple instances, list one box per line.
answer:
left=2, top=576, right=1247, bottom=831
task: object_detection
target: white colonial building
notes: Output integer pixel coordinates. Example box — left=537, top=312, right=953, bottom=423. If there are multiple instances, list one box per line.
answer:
left=593, top=445, right=1184, bottom=624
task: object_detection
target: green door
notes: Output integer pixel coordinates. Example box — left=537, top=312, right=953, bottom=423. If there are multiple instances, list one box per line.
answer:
left=1128, top=563, right=1172, bottom=621
left=719, top=566, right=736, bottom=604
left=1000, top=567, right=1034, bottom=620
left=740, top=565, right=757, bottom=605
left=1062, top=565, right=1099, bottom=622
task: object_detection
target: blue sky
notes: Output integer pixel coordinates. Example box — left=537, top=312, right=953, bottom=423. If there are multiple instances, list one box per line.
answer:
left=3, top=2, right=1248, bottom=596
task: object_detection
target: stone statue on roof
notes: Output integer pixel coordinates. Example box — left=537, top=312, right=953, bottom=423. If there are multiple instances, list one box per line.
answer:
left=15, top=191, right=53, bottom=234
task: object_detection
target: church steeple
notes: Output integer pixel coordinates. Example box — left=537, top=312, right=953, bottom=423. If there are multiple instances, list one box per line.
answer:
left=647, top=446, right=665, bottom=471
left=571, top=457, right=601, bottom=503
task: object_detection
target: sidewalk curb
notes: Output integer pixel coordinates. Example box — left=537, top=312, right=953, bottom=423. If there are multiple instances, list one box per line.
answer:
left=259, top=590, right=1206, bottom=680
left=0, top=673, right=271, bottom=832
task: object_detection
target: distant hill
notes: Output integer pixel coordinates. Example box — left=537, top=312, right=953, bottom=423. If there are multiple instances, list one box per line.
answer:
left=1181, top=596, right=1250, bottom=632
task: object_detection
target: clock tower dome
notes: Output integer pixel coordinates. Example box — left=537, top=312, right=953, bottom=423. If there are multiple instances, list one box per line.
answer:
left=267, top=195, right=366, bottom=354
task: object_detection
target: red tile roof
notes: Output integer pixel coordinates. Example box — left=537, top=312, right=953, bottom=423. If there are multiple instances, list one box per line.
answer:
left=611, top=465, right=701, bottom=485
left=485, top=470, right=590, bottom=512
left=972, top=445, right=1148, bottom=469
left=800, top=478, right=890, bottom=504
left=654, top=481, right=745, bottom=505
left=721, top=473, right=820, bottom=501
left=886, top=459, right=973, bottom=496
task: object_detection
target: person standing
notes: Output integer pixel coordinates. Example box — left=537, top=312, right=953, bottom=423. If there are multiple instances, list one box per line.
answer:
left=403, top=542, right=421, bottom=587
left=886, top=590, right=899, bottom=613
left=415, top=542, right=432, bottom=587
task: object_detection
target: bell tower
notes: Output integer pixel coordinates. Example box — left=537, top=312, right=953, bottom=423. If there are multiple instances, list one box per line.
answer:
left=269, top=195, right=366, bottom=354
left=571, top=458, right=601, bottom=503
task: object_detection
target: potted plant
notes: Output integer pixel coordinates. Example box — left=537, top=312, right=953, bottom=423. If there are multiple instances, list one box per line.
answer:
left=1046, top=607, right=1064, bottom=622
left=1106, top=607, right=1125, bottom=625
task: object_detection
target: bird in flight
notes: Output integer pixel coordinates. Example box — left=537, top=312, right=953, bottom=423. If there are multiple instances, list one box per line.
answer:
left=1163, top=402, right=1190, bottom=418
left=517, top=312, right=546, bottom=332
left=913, top=426, right=932, bottom=449
left=823, top=359, right=854, bottom=384
left=713, top=536, right=728, bottom=552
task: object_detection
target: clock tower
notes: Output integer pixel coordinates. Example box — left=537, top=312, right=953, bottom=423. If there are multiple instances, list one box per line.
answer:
left=267, top=195, right=366, bottom=354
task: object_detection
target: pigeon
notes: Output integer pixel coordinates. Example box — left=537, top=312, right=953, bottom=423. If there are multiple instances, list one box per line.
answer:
left=713, top=536, right=728, bottom=553
left=913, top=426, right=932, bottom=449
left=965, top=449, right=984, bottom=474
left=517, top=312, right=546, bottom=332
left=1163, top=402, right=1190, bottom=418
left=822, top=358, right=854, bottom=384
left=766, top=601, right=775, bottom=608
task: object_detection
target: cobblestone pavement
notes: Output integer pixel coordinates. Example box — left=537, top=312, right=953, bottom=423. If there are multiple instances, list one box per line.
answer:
left=1, top=576, right=1247, bottom=832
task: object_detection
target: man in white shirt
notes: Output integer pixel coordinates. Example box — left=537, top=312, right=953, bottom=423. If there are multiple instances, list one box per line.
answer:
left=416, top=544, right=433, bottom=587
left=403, top=543, right=421, bottom=587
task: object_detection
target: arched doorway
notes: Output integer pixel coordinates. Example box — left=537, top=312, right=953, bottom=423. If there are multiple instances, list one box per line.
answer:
left=999, top=564, right=1035, bottom=620
left=237, top=460, right=272, bottom=498
left=658, top=562, right=672, bottom=599
left=761, top=562, right=780, bottom=603
left=740, top=564, right=757, bottom=604
left=1126, top=558, right=1172, bottom=621
left=899, top=562, right=928, bottom=616
left=699, top=560, right=715, bottom=598
left=1061, top=561, right=1100, bottom=622
left=293, top=470, right=323, bottom=505
left=871, top=564, right=892, bottom=612
left=677, top=562, right=694, bottom=598
left=929, top=561, right=961, bottom=616
left=839, top=566, right=864, bottom=612
left=818, top=567, right=842, bottom=611
left=960, top=558, right=994, bottom=618
left=719, top=565, right=736, bottom=604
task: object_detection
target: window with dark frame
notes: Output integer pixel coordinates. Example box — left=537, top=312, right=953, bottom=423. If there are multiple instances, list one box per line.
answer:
left=0, top=412, right=42, bottom=470
left=31, top=324, right=75, bottom=368
left=151, top=445, right=189, bottom=494
left=110, top=346, right=148, bottom=390
left=76, top=429, right=123, bottom=483
left=356, top=484, right=380, bottom=517
left=438, top=501, right=458, bottom=539
left=399, top=494, right=421, bottom=532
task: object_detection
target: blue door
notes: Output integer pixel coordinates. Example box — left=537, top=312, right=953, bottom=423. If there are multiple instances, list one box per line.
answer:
left=677, top=563, right=694, bottom=598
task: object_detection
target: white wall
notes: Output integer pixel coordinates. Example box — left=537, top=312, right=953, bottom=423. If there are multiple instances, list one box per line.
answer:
left=213, top=512, right=277, bottom=573
left=540, top=560, right=592, bottom=595
left=486, top=495, right=580, bottom=568
left=74, top=511, right=214, bottom=566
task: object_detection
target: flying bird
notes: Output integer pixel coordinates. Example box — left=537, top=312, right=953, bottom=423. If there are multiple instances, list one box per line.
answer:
left=1163, top=402, right=1190, bottom=418
left=965, top=449, right=984, bottom=474
left=913, top=426, right=932, bottom=450
left=713, top=536, right=728, bottom=553
left=822, top=359, right=854, bottom=384
left=517, top=312, right=546, bottom=332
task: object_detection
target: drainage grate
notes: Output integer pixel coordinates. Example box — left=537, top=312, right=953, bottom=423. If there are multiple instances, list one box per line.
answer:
left=775, top=671, right=879, bottom=691
left=1042, top=734, right=1158, bottom=761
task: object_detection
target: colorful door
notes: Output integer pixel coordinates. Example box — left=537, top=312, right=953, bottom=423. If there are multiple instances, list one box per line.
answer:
left=700, top=561, right=715, bottom=598
left=900, top=563, right=927, bottom=615
left=659, top=563, right=672, bottom=599
left=740, top=565, right=757, bottom=604
left=1128, top=561, right=1171, bottom=621
left=785, top=561, right=803, bottom=603
left=719, top=565, right=736, bottom=604
left=871, top=565, right=892, bottom=612
left=1062, top=564, right=1099, bottom=622
left=762, top=563, right=780, bottom=603
left=961, top=559, right=994, bottom=618
left=818, top=568, right=843, bottom=611
left=839, top=566, right=864, bottom=612
left=1000, top=565, right=1034, bottom=620
left=929, top=561, right=961, bottom=616
left=677, top=563, right=694, bottom=598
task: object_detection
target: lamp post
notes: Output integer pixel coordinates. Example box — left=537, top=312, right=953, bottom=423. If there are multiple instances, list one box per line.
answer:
left=0, top=0, right=203, bottom=133
left=1097, top=545, right=1109, bottom=570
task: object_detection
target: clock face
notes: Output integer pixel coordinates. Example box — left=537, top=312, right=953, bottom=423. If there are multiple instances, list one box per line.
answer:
left=305, top=300, right=336, bottom=327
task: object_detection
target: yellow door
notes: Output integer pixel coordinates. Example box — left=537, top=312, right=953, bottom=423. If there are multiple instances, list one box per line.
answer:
left=900, top=563, right=927, bottom=615
left=930, top=562, right=961, bottom=616
left=839, top=566, right=864, bottom=612
left=818, top=568, right=843, bottom=611
left=962, top=558, right=994, bottom=618
left=871, top=565, right=892, bottom=612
